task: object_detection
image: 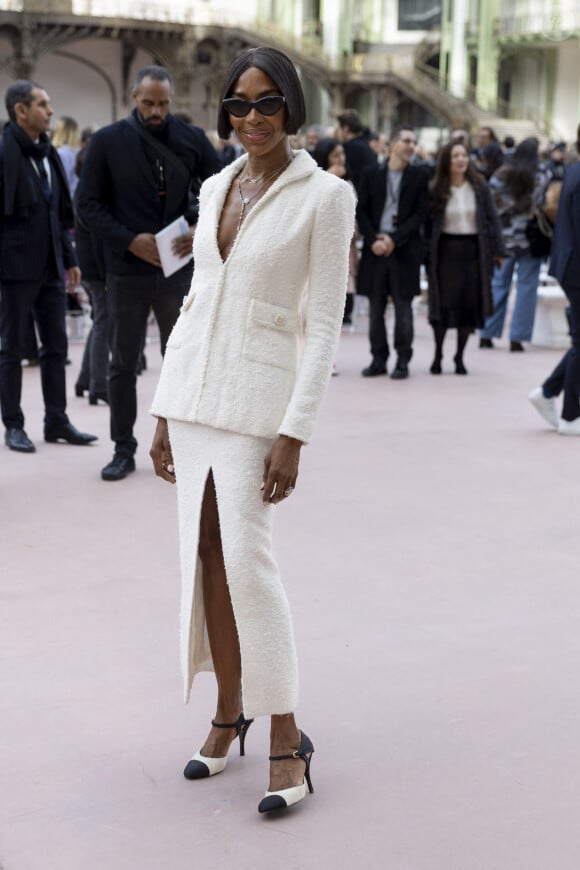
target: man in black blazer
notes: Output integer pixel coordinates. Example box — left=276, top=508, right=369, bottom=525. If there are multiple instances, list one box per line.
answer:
left=0, top=81, right=97, bottom=453
left=357, top=126, right=429, bottom=379
left=529, top=161, right=580, bottom=434
left=76, top=65, right=221, bottom=481
left=337, top=109, right=377, bottom=193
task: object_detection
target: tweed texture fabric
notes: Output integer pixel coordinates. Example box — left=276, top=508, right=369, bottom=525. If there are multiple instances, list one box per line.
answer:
left=150, top=149, right=356, bottom=444
left=168, top=420, right=299, bottom=717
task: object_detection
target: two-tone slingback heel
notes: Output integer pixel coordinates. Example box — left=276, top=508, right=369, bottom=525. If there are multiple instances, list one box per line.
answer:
left=183, top=712, right=254, bottom=780
left=257, top=731, right=315, bottom=814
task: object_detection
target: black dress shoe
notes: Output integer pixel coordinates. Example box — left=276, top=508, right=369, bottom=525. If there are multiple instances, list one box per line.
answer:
left=510, top=340, right=524, bottom=352
left=44, top=422, right=98, bottom=445
left=479, top=338, right=494, bottom=349
left=75, top=384, right=87, bottom=397
left=5, top=427, right=36, bottom=453
left=88, top=391, right=109, bottom=405
left=101, top=454, right=136, bottom=481
left=390, top=362, right=409, bottom=380
left=361, top=361, right=387, bottom=377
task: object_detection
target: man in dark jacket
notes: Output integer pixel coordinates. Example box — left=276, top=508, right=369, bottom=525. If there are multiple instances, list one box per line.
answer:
left=529, top=161, right=580, bottom=434
left=0, top=80, right=96, bottom=453
left=337, top=109, right=376, bottom=193
left=357, top=126, right=429, bottom=379
left=76, top=65, right=221, bottom=481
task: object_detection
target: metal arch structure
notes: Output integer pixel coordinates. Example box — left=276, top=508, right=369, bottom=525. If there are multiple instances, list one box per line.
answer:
left=52, top=48, right=118, bottom=119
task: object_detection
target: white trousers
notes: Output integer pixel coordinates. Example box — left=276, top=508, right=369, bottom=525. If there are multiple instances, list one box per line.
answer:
left=168, top=420, right=299, bottom=719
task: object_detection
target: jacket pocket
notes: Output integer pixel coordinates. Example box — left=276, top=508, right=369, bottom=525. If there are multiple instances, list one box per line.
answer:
left=166, top=294, right=196, bottom=349
left=243, top=299, right=300, bottom=371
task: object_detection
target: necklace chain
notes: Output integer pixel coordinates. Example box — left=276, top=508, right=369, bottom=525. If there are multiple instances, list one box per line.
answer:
left=236, top=153, right=294, bottom=234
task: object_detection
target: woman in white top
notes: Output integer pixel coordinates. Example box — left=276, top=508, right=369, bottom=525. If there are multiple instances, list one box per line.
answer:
left=426, top=141, right=505, bottom=374
left=149, top=47, right=355, bottom=815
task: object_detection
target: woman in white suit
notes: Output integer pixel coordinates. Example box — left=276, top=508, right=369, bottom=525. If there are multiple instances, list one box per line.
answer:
left=149, top=47, right=355, bottom=815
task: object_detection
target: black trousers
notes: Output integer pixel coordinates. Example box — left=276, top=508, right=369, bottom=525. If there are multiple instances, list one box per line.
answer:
left=107, top=266, right=193, bottom=457
left=368, top=255, right=414, bottom=365
left=543, top=286, right=580, bottom=421
left=0, top=271, right=68, bottom=430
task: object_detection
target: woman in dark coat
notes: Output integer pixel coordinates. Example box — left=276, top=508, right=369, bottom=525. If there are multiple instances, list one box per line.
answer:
left=426, top=141, right=505, bottom=374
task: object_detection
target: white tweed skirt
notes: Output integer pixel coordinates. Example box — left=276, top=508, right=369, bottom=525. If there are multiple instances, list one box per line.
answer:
left=167, top=420, right=299, bottom=719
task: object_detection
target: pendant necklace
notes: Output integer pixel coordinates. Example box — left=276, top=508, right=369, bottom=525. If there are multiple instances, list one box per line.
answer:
left=236, top=152, right=294, bottom=234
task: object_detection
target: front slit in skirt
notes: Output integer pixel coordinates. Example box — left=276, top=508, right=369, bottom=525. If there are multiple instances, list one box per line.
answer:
left=167, top=420, right=299, bottom=720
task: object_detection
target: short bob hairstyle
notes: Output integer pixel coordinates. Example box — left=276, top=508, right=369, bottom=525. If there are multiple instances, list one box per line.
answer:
left=217, top=47, right=306, bottom=140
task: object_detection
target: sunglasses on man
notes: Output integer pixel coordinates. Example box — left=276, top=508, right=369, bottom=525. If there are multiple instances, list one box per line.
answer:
left=222, top=95, right=286, bottom=118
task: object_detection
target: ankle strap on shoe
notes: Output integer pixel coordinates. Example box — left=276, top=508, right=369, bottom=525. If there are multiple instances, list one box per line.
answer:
left=269, top=749, right=303, bottom=761
left=212, top=719, right=240, bottom=729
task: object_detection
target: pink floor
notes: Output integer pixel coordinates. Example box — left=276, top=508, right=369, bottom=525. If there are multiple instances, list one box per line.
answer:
left=1, top=308, right=579, bottom=870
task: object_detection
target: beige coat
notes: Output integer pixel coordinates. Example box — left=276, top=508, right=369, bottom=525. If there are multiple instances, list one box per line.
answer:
left=150, top=149, right=356, bottom=444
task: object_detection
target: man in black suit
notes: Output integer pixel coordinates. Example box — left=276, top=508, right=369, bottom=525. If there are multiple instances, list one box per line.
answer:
left=0, top=81, right=97, bottom=453
left=77, top=65, right=221, bottom=481
left=529, top=161, right=580, bottom=434
left=357, top=126, right=429, bottom=379
left=336, top=109, right=376, bottom=193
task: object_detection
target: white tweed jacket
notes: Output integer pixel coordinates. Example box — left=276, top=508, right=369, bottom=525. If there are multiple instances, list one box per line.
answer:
left=150, top=149, right=356, bottom=443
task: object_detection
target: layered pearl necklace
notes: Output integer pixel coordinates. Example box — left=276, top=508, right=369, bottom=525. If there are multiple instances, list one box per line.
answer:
left=236, top=152, right=294, bottom=233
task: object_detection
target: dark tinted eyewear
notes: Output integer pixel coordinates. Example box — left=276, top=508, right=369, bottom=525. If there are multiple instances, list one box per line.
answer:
left=223, top=96, right=286, bottom=118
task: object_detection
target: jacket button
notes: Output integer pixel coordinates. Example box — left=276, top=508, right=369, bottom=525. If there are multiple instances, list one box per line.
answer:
left=274, top=314, right=286, bottom=325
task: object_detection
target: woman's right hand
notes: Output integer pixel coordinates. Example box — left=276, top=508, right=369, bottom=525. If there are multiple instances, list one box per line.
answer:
left=150, top=417, right=176, bottom=484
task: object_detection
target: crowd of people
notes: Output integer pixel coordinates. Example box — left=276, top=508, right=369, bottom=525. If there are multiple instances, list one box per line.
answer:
left=1, top=74, right=580, bottom=476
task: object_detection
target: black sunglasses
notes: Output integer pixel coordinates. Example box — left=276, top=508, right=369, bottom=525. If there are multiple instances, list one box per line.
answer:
left=222, top=95, right=286, bottom=118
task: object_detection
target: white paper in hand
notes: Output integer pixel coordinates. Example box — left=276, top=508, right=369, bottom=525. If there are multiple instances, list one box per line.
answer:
left=155, top=216, right=192, bottom=278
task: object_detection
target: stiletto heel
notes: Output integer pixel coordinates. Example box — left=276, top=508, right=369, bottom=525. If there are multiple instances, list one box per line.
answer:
left=183, top=713, right=254, bottom=780
left=237, top=716, right=252, bottom=756
left=258, top=730, right=314, bottom=814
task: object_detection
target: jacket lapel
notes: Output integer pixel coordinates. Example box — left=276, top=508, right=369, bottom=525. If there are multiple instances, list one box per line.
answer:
left=123, top=120, right=160, bottom=195
left=374, top=165, right=387, bottom=222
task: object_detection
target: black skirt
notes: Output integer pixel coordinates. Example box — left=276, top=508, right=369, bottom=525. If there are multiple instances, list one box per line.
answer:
left=437, top=234, right=481, bottom=329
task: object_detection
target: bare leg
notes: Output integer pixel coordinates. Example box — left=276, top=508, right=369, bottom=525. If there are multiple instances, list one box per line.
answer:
left=268, top=714, right=309, bottom=791
left=198, top=471, right=243, bottom=758
left=199, top=472, right=308, bottom=790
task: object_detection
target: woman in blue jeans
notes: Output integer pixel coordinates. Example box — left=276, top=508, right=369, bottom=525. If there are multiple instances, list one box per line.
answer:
left=480, top=138, right=549, bottom=351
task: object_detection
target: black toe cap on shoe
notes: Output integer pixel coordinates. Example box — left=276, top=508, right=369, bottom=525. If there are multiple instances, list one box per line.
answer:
left=258, top=794, right=289, bottom=814
left=183, top=760, right=211, bottom=780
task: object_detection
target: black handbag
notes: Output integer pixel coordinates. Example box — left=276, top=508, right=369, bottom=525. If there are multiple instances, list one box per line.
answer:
left=525, top=210, right=553, bottom=258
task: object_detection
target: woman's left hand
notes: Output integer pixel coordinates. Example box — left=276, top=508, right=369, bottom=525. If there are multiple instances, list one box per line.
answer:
left=262, top=435, right=302, bottom=505
left=150, top=416, right=176, bottom=484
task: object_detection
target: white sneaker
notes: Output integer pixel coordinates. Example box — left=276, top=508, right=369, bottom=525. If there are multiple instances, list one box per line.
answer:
left=558, top=417, right=580, bottom=436
left=528, top=386, right=558, bottom=428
